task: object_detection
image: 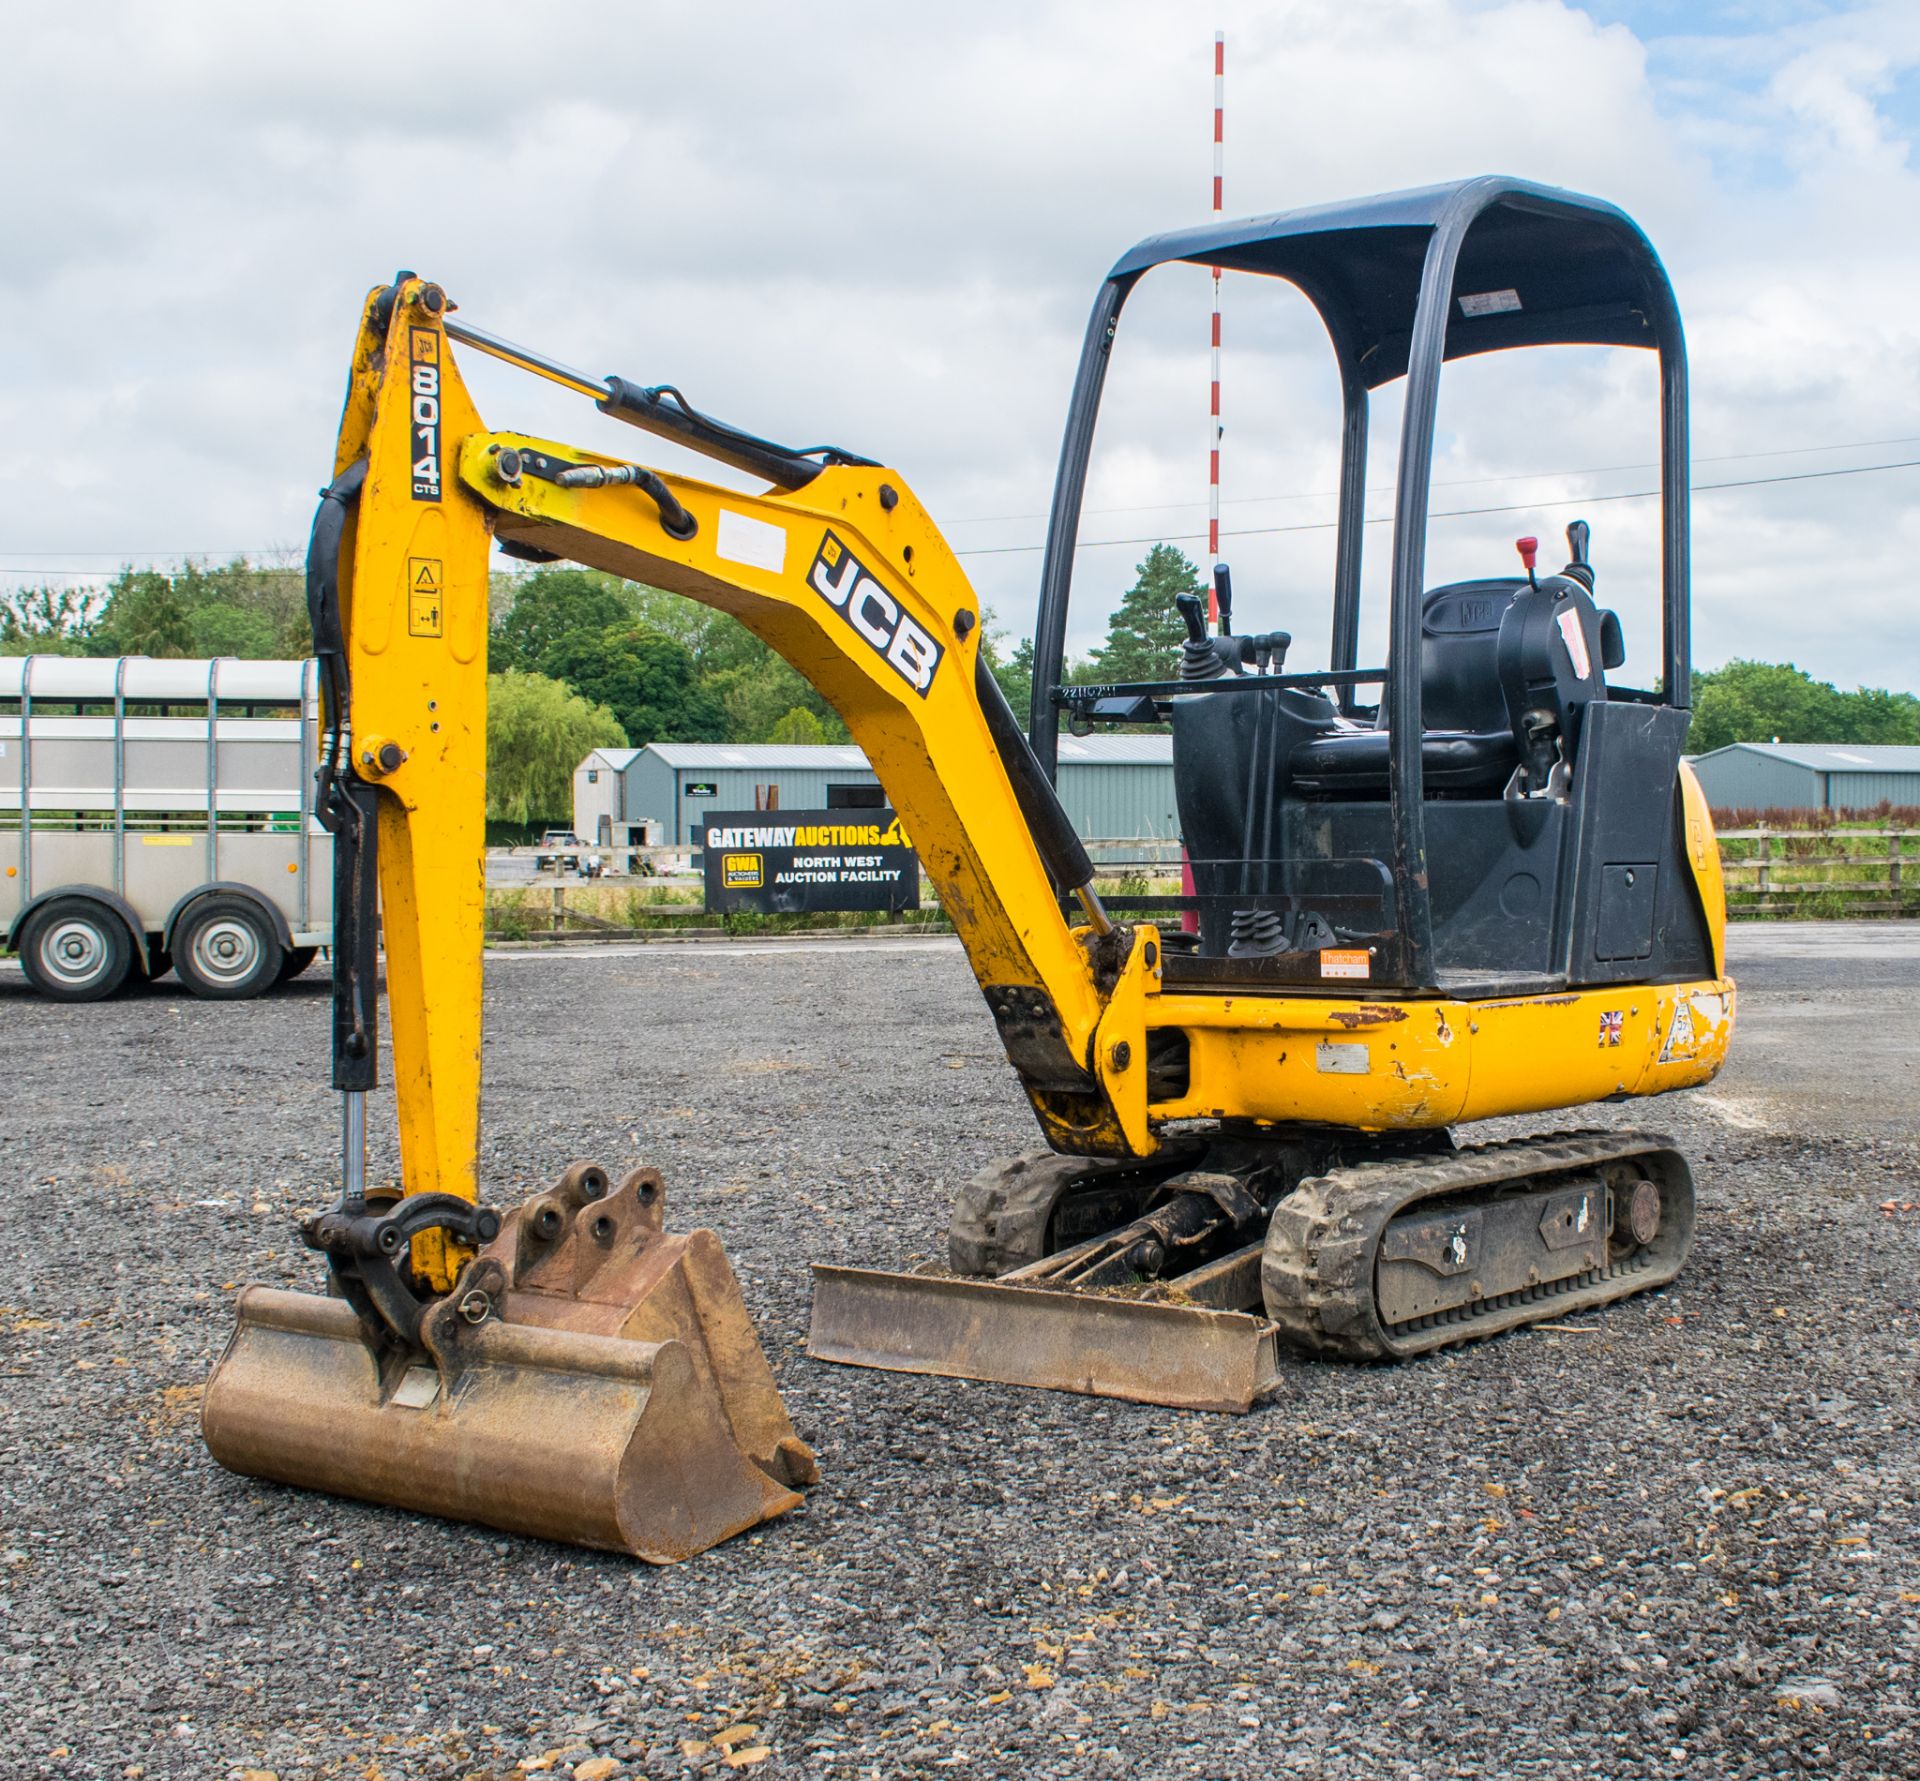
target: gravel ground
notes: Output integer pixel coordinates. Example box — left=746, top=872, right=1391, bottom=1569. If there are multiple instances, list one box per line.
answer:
left=2, top=925, right=1916, bottom=1780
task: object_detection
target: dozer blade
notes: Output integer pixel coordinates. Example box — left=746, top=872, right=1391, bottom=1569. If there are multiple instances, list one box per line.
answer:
left=204, top=1165, right=816, bottom=1562
left=808, top=1265, right=1283, bottom=1413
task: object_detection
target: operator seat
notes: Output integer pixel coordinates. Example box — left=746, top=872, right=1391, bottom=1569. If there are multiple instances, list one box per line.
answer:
left=1287, top=575, right=1622, bottom=797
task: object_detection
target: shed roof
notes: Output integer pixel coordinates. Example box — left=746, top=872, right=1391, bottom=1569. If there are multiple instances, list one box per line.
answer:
left=633, top=737, right=1176, bottom=770
left=584, top=746, right=641, bottom=771
left=1056, top=734, right=1174, bottom=764
left=1693, top=743, right=1920, bottom=774
left=640, top=742, right=872, bottom=770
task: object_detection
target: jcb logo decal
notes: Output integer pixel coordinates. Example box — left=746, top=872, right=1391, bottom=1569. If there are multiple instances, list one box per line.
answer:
left=808, top=531, right=943, bottom=697
left=409, top=328, right=441, bottom=502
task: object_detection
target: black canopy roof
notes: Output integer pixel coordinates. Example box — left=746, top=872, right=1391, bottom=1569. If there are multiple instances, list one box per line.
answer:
left=1108, top=176, right=1679, bottom=388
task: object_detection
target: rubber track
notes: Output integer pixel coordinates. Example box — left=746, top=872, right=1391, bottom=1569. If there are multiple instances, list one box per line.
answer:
left=1260, top=1128, right=1693, bottom=1361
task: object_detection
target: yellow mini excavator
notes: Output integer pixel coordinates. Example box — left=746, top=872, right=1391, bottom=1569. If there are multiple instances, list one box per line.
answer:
left=204, top=177, right=1733, bottom=1555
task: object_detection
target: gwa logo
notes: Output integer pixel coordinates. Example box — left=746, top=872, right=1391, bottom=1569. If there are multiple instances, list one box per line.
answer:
left=807, top=531, right=943, bottom=697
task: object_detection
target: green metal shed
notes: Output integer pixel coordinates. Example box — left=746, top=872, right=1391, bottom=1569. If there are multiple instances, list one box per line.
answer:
left=1689, top=743, right=1920, bottom=812
left=592, top=738, right=1179, bottom=846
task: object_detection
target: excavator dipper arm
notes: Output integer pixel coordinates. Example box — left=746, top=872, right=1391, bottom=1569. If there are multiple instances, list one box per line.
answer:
left=202, top=280, right=826, bottom=1560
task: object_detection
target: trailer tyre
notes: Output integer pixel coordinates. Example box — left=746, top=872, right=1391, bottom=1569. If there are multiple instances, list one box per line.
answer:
left=173, top=896, right=284, bottom=1000
left=276, top=945, right=320, bottom=983
left=18, top=897, right=135, bottom=1002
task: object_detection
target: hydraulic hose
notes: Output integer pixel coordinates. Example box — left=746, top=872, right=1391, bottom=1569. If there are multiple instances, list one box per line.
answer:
left=976, top=658, right=1109, bottom=933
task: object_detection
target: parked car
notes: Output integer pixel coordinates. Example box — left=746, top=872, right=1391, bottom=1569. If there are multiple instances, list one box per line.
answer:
left=534, top=829, right=586, bottom=873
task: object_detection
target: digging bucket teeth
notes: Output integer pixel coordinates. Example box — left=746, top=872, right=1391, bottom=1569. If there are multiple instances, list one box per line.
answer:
left=203, top=1166, right=816, bottom=1563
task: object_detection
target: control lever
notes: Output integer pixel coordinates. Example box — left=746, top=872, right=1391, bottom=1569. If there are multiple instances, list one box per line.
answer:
left=1177, top=591, right=1244, bottom=682
left=1249, top=630, right=1292, bottom=673
left=1562, top=518, right=1594, bottom=591
left=1515, top=535, right=1539, bottom=593
left=1176, top=590, right=1209, bottom=646
left=1212, top=562, right=1234, bottom=636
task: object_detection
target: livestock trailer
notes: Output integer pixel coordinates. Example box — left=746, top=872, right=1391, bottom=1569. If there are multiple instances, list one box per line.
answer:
left=1, top=656, right=330, bottom=1000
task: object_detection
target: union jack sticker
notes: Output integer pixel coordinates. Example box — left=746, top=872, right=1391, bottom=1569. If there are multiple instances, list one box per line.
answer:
left=1598, top=1010, right=1624, bottom=1048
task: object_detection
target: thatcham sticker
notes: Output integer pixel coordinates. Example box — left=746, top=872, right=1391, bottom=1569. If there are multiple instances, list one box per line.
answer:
left=807, top=531, right=943, bottom=697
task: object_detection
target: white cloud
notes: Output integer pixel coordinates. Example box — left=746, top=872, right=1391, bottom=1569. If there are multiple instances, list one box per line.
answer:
left=0, top=0, right=1916, bottom=690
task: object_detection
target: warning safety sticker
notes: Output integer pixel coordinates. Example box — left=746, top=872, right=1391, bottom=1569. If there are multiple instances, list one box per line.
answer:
left=407, top=557, right=443, bottom=638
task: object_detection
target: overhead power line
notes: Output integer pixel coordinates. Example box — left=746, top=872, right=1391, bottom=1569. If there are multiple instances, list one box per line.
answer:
left=947, top=456, right=1920, bottom=559
left=4, top=448, right=1918, bottom=579
left=943, top=432, right=1920, bottom=527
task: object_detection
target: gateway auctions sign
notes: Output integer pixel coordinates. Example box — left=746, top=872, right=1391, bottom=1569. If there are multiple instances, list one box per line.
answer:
left=696, top=809, right=919, bottom=914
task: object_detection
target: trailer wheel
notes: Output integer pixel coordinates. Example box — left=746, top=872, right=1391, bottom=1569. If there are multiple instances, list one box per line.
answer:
left=173, top=896, right=284, bottom=1000
left=276, top=945, right=320, bottom=983
left=18, top=897, right=135, bottom=1002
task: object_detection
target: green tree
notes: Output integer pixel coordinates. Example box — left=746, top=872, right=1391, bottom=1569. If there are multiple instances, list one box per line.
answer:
left=632, top=585, right=847, bottom=740
left=1, top=585, right=102, bottom=655
left=79, top=559, right=307, bottom=660
left=1843, top=685, right=1920, bottom=744
left=1082, top=544, right=1199, bottom=684
left=172, top=560, right=310, bottom=656
left=92, top=570, right=192, bottom=656
left=485, top=670, right=626, bottom=825
left=495, top=566, right=849, bottom=743
left=495, top=568, right=641, bottom=674
left=766, top=705, right=828, bottom=746
left=1687, top=660, right=1920, bottom=753
left=187, top=601, right=277, bottom=660
left=627, top=583, right=744, bottom=666
left=987, top=632, right=1035, bottom=718
left=703, top=653, right=849, bottom=744
left=541, top=623, right=726, bottom=747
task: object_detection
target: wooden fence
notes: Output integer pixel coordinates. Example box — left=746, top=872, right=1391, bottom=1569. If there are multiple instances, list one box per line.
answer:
left=1716, top=827, right=1917, bottom=917
left=483, top=827, right=1920, bottom=941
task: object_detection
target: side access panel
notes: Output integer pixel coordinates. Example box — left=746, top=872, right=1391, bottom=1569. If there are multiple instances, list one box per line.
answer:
left=1558, top=703, right=1711, bottom=987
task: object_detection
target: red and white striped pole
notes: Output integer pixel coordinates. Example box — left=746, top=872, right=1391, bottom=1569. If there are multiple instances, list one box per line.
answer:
left=1207, top=28, right=1225, bottom=620
left=1184, top=30, right=1224, bottom=938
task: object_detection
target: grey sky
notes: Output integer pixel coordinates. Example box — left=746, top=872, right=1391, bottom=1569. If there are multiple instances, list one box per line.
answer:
left=2, top=0, right=1916, bottom=688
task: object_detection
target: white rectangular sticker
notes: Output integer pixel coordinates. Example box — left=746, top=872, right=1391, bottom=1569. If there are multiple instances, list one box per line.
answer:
left=1458, top=288, right=1522, bottom=318
left=1319, top=948, right=1371, bottom=980
left=716, top=509, right=789, bottom=575
left=1556, top=607, right=1592, bottom=680
left=390, top=1366, right=442, bottom=1409
left=1316, top=1041, right=1369, bottom=1076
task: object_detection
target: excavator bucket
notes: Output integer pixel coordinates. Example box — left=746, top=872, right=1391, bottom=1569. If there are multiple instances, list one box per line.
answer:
left=204, top=1166, right=816, bottom=1562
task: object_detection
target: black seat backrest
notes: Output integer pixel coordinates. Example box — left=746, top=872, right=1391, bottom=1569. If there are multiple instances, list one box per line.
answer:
left=1417, top=579, right=1523, bottom=734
